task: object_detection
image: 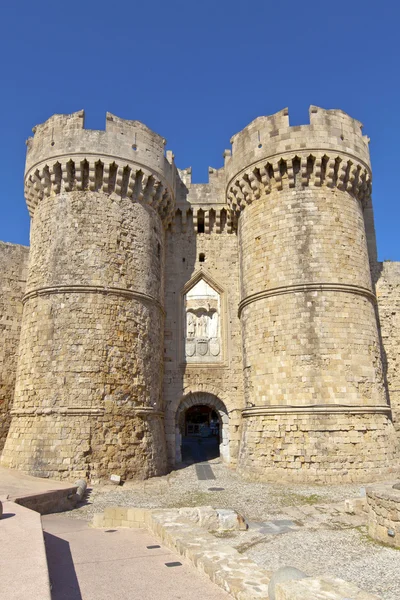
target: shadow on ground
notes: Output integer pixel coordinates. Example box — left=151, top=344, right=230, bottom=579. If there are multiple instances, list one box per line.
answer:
left=44, top=531, right=83, bottom=600
left=181, top=436, right=219, bottom=464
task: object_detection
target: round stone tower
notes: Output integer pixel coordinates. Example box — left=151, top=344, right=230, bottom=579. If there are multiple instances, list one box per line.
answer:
left=225, top=106, right=398, bottom=483
left=1, top=111, right=176, bottom=480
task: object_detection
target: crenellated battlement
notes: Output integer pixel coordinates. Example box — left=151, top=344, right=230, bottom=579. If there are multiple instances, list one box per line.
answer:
left=226, top=151, right=372, bottom=214
left=225, top=106, right=371, bottom=196
left=172, top=165, right=235, bottom=234
left=25, top=111, right=178, bottom=224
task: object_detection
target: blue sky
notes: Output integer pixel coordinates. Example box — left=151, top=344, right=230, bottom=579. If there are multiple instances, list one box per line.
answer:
left=1, top=0, right=399, bottom=259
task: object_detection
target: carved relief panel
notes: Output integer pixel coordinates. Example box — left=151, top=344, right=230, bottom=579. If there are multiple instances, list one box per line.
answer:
left=184, top=278, right=222, bottom=363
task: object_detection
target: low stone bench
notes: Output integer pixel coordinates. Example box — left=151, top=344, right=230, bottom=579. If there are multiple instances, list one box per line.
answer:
left=366, top=483, right=400, bottom=548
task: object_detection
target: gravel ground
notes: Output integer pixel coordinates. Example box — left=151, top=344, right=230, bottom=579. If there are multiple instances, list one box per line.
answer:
left=244, top=527, right=399, bottom=600
left=66, top=459, right=364, bottom=522
left=61, top=461, right=399, bottom=599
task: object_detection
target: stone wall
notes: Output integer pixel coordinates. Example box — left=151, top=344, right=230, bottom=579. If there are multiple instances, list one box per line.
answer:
left=238, top=412, right=399, bottom=483
left=225, top=106, right=398, bottom=482
left=0, top=242, right=29, bottom=450
left=367, top=483, right=400, bottom=548
left=376, top=262, right=400, bottom=435
left=1, top=111, right=177, bottom=481
left=163, top=169, right=244, bottom=467
left=1, top=106, right=399, bottom=484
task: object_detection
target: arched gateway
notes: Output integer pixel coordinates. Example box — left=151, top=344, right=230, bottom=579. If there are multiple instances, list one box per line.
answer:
left=174, top=392, right=229, bottom=464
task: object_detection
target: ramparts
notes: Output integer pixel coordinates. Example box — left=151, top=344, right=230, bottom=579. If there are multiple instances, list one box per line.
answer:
left=24, top=111, right=178, bottom=223
left=0, top=242, right=29, bottom=450
left=225, top=105, right=370, bottom=181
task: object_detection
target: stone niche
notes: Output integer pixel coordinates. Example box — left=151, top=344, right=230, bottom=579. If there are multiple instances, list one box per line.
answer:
left=184, top=279, right=222, bottom=363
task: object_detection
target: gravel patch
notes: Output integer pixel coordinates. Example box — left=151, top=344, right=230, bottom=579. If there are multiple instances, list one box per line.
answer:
left=245, top=527, right=400, bottom=600
left=65, top=460, right=364, bottom=522
left=59, top=462, right=398, bottom=598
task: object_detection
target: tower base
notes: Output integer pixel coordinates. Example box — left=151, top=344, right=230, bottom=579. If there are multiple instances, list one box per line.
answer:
left=1, top=411, right=167, bottom=482
left=237, top=408, right=399, bottom=483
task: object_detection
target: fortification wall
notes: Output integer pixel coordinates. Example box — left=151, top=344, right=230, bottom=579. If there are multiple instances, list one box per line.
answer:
left=0, top=243, right=29, bottom=450
left=164, top=171, right=243, bottom=467
left=376, top=261, right=400, bottom=435
left=226, top=106, right=398, bottom=482
left=1, top=111, right=177, bottom=481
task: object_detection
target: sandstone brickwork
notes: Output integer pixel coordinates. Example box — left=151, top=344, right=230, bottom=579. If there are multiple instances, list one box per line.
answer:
left=164, top=167, right=244, bottom=467
left=367, top=483, right=400, bottom=548
left=0, top=242, right=29, bottom=450
left=375, top=262, right=400, bottom=434
left=0, top=106, right=399, bottom=483
left=224, top=106, right=399, bottom=481
left=1, top=112, right=176, bottom=480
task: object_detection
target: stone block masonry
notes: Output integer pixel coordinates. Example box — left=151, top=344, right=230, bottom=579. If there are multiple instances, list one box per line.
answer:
left=0, top=105, right=399, bottom=483
left=375, top=261, right=400, bottom=435
left=225, top=106, right=398, bottom=481
left=367, top=483, right=400, bottom=549
left=0, top=242, right=29, bottom=451
left=1, top=112, right=175, bottom=480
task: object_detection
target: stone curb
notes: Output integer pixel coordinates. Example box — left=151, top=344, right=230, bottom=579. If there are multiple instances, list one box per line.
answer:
left=92, top=506, right=382, bottom=599
left=1, top=501, right=51, bottom=600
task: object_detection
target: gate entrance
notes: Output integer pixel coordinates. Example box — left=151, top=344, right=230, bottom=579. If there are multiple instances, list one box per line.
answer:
left=182, top=405, right=220, bottom=462
left=175, top=392, right=229, bottom=465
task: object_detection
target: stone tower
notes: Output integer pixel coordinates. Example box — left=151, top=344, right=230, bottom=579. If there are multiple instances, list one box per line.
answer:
left=225, top=106, right=398, bottom=482
left=1, top=111, right=176, bottom=480
left=1, top=105, right=399, bottom=484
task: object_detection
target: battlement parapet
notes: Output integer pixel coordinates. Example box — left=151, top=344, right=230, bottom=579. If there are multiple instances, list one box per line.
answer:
left=225, top=106, right=371, bottom=214
left=225, top=106, right=370, bottom=184
left=25, top=111, right=177, bottom=224
left=226, top=150, right=371, bottom=215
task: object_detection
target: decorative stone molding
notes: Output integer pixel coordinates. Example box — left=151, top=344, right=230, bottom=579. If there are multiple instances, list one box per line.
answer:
left=22, top=284, right=165, bottom=314
left=238, top=282, right=376, bottom=316
left=227, top=152, right=372, bottom=215
left=179, top=269, right=229, bottom=367
left=10, top=406, right=164, bottom=418
left=242, top=405, right=392, bottom=417
left=172, top=207, right=235, bottom=234
left=25, top=157, right=175, bottom=224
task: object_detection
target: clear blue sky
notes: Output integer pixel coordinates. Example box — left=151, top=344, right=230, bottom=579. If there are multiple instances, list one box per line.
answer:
left=1, top=0, right=399, bottom=259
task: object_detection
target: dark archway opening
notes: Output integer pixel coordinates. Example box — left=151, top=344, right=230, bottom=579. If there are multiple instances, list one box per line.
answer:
left=181, top=405, right=220, bottom=463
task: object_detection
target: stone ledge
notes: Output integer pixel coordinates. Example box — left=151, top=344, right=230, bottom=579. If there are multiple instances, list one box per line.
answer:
left=0, top=501, right=51, bottom=600
left=275, top=576, right=380, bottom=600
left=13, top=485, right=80, bottom=515
left=91, top=505, right=381, bottom=599
left=366, top=482, right=400, bottom=548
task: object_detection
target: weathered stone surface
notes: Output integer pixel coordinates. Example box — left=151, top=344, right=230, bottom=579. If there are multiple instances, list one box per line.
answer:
left=366, top=483, right=400, bottom=548
left=275, top=576, right=381, bottom=599
left=268, top=567, right=309, bottom=600
left=375, top=262, right=400, bottom=437
left=177, top=506, right=247, bottom=531
left=91, top=505, right=380, bottom=600
left=0, top=106, right=399, bottom=483
left=0, top=242, right=29, bottom=451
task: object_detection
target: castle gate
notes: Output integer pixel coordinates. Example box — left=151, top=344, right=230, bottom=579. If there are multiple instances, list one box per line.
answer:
left=174, top=392, right=229, bottom=465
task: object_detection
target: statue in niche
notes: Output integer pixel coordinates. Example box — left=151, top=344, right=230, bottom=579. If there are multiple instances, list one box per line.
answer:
left=209, top=312, right=218, bottom=338
left=184, top=278, right=222, bottom=362
left=187, top=312, right=196, bottom=338
left=197, top=313, right=208, bottom=337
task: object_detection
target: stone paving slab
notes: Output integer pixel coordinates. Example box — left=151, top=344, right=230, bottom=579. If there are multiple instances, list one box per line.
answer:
left=0, top=465, right=72, bottom=501
left=0, top=501, right=51, bottom=600
left=42, top=514, right=232, bottom=600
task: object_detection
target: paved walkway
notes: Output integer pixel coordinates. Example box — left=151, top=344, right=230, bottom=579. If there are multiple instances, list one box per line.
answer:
left=42, top=515, right=232, bottom=600
left=0, top=466, right=71, bottom=501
